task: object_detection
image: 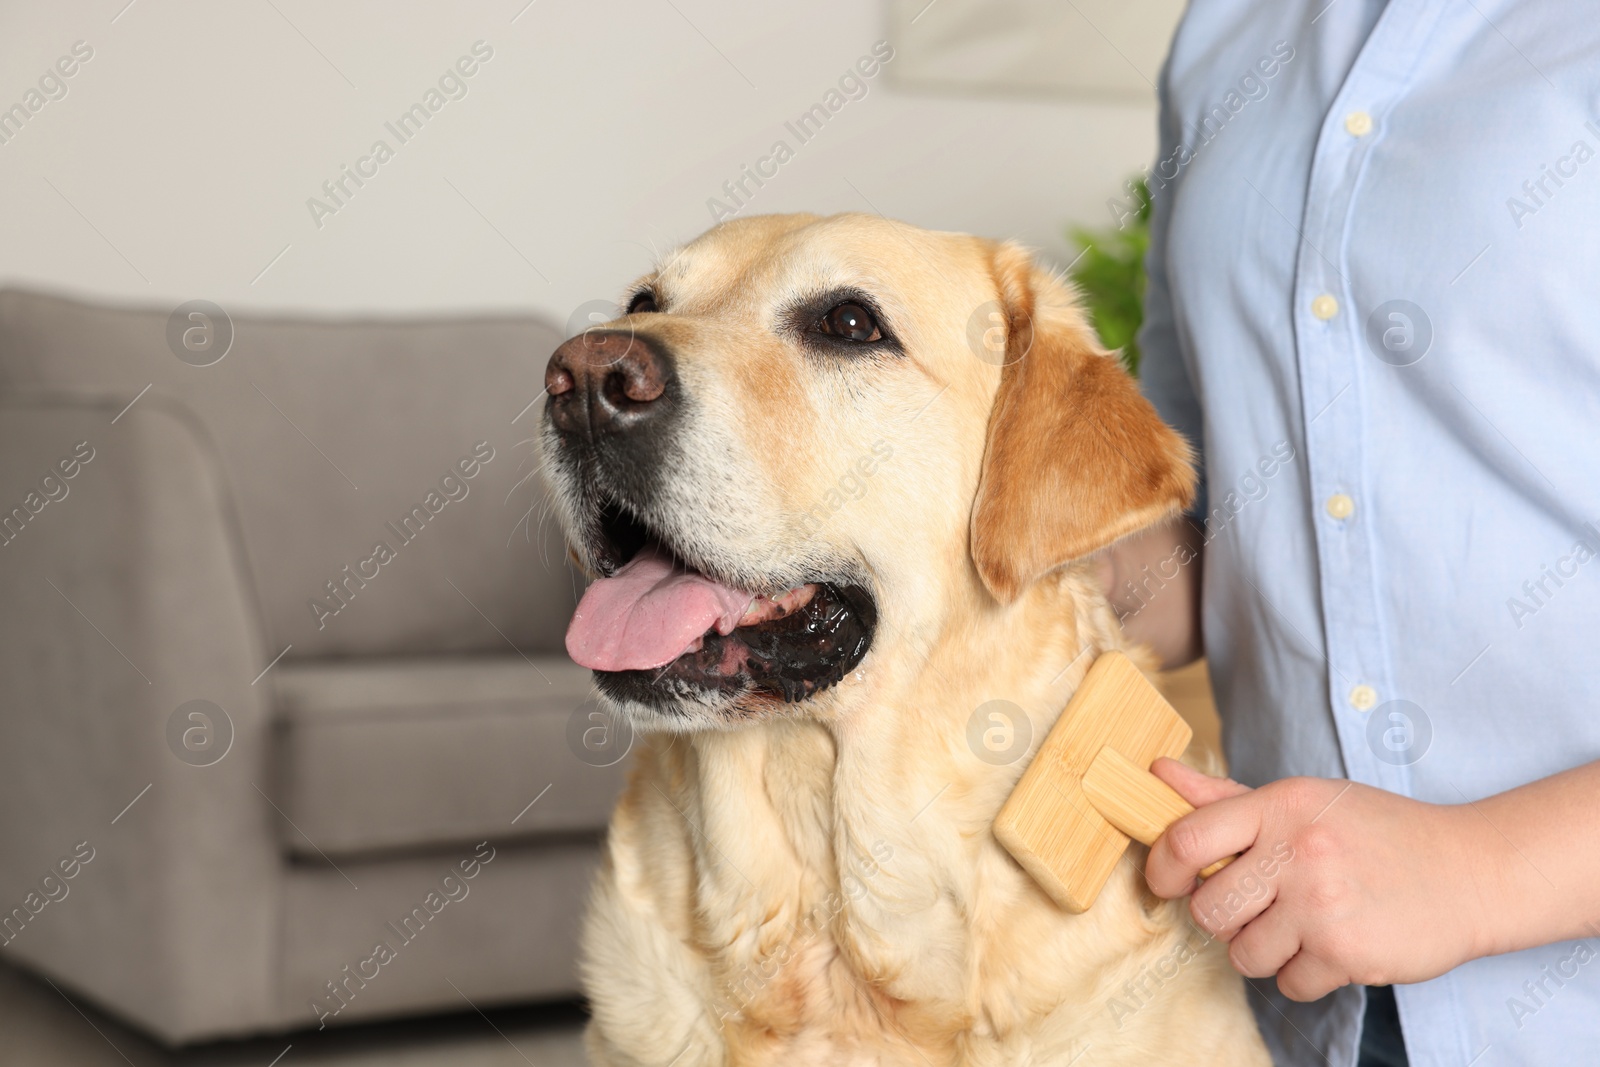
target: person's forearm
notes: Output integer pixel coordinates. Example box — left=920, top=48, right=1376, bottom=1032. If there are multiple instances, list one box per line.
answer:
left=1097, top=519, right=1204, bottom=669
left=1471, top=758, right=1600, bottom=957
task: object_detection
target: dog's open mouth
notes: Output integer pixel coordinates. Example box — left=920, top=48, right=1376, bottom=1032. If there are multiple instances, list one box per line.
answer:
left=565, top=500, right=876, bottom=707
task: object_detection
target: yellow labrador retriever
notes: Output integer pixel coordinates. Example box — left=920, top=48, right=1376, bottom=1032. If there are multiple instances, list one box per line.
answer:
left=540, top=213, right=1269, bottom=1065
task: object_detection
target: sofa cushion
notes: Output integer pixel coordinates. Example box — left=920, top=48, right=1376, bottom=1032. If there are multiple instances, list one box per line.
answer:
left=0, top=287, right=574, bottom=659
left=279, top=837, right=600, bottom=1031
left=273, top=656, right=626, bottom=856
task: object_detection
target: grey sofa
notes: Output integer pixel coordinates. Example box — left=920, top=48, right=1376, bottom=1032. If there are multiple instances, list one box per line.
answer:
left=0, top=289, right=624, bottom=1043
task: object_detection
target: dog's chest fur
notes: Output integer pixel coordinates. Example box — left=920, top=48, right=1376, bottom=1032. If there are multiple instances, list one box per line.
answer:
left=580, top=577, right=1268, bottom=1066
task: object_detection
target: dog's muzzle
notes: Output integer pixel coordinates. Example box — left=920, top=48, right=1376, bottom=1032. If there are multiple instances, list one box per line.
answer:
left=542, top=325, right=877, bottom=718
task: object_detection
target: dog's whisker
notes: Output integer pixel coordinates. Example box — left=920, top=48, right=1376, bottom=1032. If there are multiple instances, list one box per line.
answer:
left=535, top=498, right=560, bottom=565
left=503, top=470, right=537, bottom=505
left=506, top=504, right=537, bottom=549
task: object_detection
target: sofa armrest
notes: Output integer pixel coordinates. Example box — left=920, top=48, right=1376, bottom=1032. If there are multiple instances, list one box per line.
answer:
left=0, top=391, right=283, bottom=1041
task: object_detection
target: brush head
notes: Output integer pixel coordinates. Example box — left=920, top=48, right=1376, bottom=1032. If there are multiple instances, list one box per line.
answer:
left=993, top=651, right=1191, bottom=912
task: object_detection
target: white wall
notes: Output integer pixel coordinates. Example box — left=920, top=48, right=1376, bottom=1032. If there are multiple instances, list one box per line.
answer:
left=0, top=0, right=1157, bottom=324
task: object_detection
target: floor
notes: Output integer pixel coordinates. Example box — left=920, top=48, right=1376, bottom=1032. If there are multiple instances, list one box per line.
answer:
left=0, top=960, right=590, bottom=1067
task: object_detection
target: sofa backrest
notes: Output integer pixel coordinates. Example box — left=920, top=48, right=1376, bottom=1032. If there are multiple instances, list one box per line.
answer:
left=0, top=288, right=577, bottom=660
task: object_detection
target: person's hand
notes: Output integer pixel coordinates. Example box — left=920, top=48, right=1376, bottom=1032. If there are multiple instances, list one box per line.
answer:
left=1143, top=758, right=1505, bottom=1001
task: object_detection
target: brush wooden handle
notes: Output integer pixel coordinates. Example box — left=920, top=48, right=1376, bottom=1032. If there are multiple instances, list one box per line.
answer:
left=1082, top=746, right=1233, bottom=879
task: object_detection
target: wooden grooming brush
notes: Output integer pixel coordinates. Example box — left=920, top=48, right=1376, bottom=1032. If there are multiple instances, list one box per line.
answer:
left=994, top=651, right=1232, bottom=912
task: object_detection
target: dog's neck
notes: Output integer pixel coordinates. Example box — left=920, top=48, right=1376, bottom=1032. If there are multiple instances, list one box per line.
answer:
left=826, top=556, right=1132, bottom=911
left=635, top=560, right=1155, bottom=1040
left=831, top=556, right=1121, bottom=748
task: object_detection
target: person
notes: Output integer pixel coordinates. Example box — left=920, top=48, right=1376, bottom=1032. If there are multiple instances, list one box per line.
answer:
left=1097, top=2, right=1600, bottom=1065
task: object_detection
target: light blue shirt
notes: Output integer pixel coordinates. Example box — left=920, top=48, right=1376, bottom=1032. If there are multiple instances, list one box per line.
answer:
left=1137, top=2, right=1600, bottom=1064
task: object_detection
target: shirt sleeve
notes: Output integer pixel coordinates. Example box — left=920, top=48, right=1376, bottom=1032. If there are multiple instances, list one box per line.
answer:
left=1137, top=52, right=1207, bottom=515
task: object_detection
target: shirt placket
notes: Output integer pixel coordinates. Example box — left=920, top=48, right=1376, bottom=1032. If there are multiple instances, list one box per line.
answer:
left=1292, top=15, right=1423, bottom=797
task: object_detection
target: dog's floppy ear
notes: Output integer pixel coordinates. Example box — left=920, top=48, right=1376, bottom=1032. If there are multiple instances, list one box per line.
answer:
left=970, top=243, right=1196, bottom=603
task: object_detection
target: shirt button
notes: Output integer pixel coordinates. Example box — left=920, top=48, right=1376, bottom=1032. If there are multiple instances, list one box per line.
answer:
left=1344, top=110, right=1373, bottom=137
left=1325, top=493, right=1355, bottom=520
left=1312, top=294, right=1340, bottom=320
left=1350, top=685, right=1378, bottom=711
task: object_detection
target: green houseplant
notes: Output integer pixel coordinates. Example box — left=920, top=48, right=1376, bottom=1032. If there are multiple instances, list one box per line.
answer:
left=1067, top=178, right=1151, bottom=377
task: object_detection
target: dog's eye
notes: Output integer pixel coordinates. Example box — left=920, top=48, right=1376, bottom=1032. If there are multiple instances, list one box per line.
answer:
left=818, top=302, right=881, bottom=343
left=627, top=292, right=658, bottom=315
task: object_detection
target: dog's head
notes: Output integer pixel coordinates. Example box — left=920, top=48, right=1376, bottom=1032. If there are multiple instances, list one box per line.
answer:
left=541, top=213, right=1193, bottom=729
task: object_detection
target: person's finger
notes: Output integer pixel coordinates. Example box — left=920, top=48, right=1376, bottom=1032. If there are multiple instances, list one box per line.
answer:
left=1145, top=790, right=1265, bottom=898
left=1188, top=844, right=1283, bottom=939
left=1224, top=902, right=1300, bottom=978
left=1151, top=757, right=1252, bottom=807
left=1274, top=949, right=1350, bottom=1003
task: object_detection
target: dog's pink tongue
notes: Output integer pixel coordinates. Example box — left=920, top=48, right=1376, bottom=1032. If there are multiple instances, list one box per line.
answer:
left=566, top=543, right=755, bottom=671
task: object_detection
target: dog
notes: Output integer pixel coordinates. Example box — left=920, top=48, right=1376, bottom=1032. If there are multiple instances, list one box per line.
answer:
left=540, top=213, right=1270, bottom=1065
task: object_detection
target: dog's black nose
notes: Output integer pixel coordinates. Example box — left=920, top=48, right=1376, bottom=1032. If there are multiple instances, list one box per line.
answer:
left=545, top=329, right=675, bottom=439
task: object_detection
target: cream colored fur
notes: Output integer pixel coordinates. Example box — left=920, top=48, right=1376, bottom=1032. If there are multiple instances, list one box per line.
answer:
left=546, top=214, right=1270, bottom=1065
